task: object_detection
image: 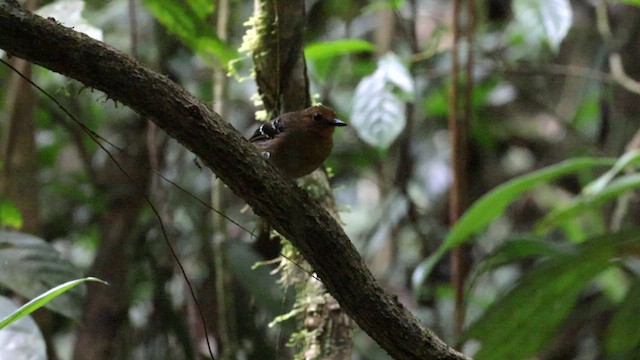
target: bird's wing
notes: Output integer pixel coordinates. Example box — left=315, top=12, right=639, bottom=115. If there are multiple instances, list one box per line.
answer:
left=249, top=116, right=284, bottom=142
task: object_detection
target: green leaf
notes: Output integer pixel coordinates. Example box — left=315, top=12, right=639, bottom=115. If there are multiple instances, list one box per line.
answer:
left=468, top=254, right=607, bottom=359
left=304, top=39, right=375, bottom=61
left=0, top=197, right=23, bottom=229
left=536, top=173, right=640, bottom=234
left=412, top=157, right=615, bottom=287
left=618, top=0, right=640, bottom=7
left=583, top=149, right=640, bottom=196
left=467, top=231, right=640, bottom=360
left=466, top=237, right=571, bottom=298
left=303, top=39, right=376, bottom=81
left=0, top=232, right=87, bottom=319
left=606, top=277, right=640, bottom=356
left=362, top=0, right=405, bottom=12
left=142, top=0, right=237, bottom=64
left=0, top=277, right=106, bottom=329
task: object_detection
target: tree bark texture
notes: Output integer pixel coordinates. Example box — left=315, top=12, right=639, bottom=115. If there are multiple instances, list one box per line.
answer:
left=252, top=0, right=310, bottom=114
left=0, top=4, right=469, bottom=359
left=251, top=0, right=353, bottom=358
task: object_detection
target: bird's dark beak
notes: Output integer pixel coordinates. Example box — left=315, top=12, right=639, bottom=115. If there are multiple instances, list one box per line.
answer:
left=331, top=118, right=347, bottom=127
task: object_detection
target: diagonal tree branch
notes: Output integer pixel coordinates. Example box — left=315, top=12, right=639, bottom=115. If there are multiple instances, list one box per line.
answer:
left=0, top=3, right=469, bottom=359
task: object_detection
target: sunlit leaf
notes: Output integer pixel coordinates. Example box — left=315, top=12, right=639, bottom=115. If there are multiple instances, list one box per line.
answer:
left=0, top=232, right=86, bottom=319
left=618, top=0, right=640, bottom=7
left=0, top=198, right=23, bottom=229
left=304, top=39, right=375, bottom=61
left=351, top=53, right=413, bottom=148
left=363, top=0, right=405, bottom=12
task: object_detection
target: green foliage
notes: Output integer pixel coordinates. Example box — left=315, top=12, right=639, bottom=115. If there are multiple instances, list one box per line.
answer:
left=305, top=39, right=376, bottom=80
left=413, top=157, right=616, bottom=288
left=536, top=173, right=640, bottom=235
left=424, top=76, right=500, bottom=119
left=465, top=236, right=571, bottom=298
left=584, top=149, right=640, bottom=195
left=5, top=0, right=639, bottom=357
left=141, top=0, right=237, bottom=64
left=362, top=0, right=405, bottom=13
left=467, top=231, right=639, bottom=360
left=618, top=0, right=640, bottom=7
left=304, top=39, right=376, bottom=61
left=605, top=277, right=640, bottom=357
left=454, top=149, right=640, bottom=357
left=572, top=89, right=601, bottom=135
left=0, top=277, right=106, bottom=329
left=0, top=198, right=23, bottom=229
left=533, top=150, right=640, bottom=236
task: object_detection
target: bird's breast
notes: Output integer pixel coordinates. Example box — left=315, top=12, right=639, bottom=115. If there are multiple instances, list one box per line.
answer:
left=272, top=134, right=334, bottom=178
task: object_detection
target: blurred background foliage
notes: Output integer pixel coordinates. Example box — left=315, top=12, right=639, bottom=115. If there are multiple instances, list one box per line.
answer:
left=2, top=0, right=640, bottom=359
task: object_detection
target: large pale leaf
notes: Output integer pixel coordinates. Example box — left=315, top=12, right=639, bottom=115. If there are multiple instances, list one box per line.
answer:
left=511, top=0, right=573, bottom=51
left=351, top=53, right=413, bottom=149
left=0, top=232, right=85, bottom=319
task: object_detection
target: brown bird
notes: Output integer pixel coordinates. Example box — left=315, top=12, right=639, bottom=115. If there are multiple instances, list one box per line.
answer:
left=249, top=105, right=346, bottom=257
left=249, top=105, right=347, bottom=178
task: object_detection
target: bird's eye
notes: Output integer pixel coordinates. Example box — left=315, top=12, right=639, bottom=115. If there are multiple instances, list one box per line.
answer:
left=313, top=112, right=324, bottom=122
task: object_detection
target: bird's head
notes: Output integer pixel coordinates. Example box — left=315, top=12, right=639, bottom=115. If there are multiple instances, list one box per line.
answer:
left=295, top=105, right=347, bottom=136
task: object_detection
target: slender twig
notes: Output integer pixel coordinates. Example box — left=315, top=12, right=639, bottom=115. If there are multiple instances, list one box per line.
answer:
left=596, top=0, right=640, bottom=94
left=451, top=0, right=475, bottom=337
left=448, top=0, right=469, bottom=339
